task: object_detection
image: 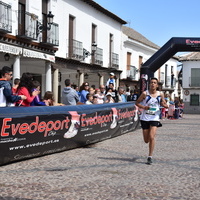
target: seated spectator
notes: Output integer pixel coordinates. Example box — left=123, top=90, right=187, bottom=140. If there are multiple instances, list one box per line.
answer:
left=30, top=80, right=46, bottom=106
left=85, top=93, right=93, bottom=105
left=104, top=92, right=115, bottom=103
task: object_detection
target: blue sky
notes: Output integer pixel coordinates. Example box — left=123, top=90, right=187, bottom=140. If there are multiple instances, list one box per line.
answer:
left=94, top=0, right=200, bottom=48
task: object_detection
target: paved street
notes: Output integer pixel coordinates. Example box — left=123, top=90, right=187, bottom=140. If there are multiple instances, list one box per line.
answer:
left=0, top=114, right=200, bottom=200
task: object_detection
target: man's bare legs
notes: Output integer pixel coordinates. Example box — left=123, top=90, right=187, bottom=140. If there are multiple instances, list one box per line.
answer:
left=143, top=126, right=157, bottom=164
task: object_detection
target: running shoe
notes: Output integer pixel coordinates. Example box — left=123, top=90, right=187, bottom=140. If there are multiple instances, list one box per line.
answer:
left=146, top=157, right=152, bottom=165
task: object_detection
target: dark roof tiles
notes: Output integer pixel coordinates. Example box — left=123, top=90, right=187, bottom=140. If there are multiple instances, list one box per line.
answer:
left=122, top=26, right=160, bottom=49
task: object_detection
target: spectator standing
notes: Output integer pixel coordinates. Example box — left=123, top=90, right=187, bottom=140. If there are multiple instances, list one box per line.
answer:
left=118, top=88, right=127, bottom=102
left=79, top=82, right=89, bottom=103
left=127, top=90, right=134, bottom=101
left=174, top=97, right=180, bottom=119
left=99, top=84, right=106, bottom=95
left=132, top=89, right=139, bottom=102
left=0, top=66, right=26, bottom=107
left=12, top=78, right=20, bottom=95
left=17, top=73, right=39, bottom=106
left=62, top=79, right=80, bottom=106
left=179, top=99, right=184, bottom=118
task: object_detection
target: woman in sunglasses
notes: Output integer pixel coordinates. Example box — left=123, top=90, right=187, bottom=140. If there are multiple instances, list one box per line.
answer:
left=79, top=82, right=89, bottom=103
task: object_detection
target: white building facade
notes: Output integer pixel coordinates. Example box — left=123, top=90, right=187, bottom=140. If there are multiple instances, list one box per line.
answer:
left=0, top=0, right=179, bottom=104
left=121, top=26, right=179, bottom=98
left=179, top=52, right=200, bottom=114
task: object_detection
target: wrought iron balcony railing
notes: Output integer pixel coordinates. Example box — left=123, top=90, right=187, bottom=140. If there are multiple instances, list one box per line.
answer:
left=94, top=47, right=103, bottom=65
left=111, top=52, right=119, bottom=69
left=0, top=1, right=12, bottom=33
left=38, top=23, right=59, bottom=46
left=17, top=11, right=38, bottom=40
left=68, top=39, right=83, bottom=60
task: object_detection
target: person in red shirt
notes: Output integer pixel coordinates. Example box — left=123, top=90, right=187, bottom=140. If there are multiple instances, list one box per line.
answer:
left=12, top=78, right=20, bottom=95
left=16, top=73, right=39, bottom=106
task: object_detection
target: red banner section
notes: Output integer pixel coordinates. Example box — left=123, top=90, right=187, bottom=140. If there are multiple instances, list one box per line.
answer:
left=0, top=102, right=139, bottom=165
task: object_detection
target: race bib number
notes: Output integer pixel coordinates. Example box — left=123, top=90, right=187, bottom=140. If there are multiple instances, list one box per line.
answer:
left=146, top=107, right=157, bottom=115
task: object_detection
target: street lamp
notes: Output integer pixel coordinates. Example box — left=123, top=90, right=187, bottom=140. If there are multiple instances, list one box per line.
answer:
left=37, top=11, right=54, bottom=35
left=83, top=42, right=97, bottom=60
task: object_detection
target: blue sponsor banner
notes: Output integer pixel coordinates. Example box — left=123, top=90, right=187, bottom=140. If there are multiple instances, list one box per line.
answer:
left=0, top=102, right=139, bottom=165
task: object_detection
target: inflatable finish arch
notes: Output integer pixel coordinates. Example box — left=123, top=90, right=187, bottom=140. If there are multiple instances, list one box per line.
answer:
left=140, top=37, right=200, bottom=93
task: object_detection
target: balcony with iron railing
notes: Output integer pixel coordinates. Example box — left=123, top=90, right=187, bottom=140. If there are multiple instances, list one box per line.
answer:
left=38, top=22, right=59, bottom=46
left=163, top=75, right=176, bottom=89
left=94, top=47, right=103, bottom=65
left=44, top=23, right=59, bottom=46
left=0, top=1, right=12, bottom=33
left=189, top=77, right=200, bottom=87
left=111, top=52, right=119, bottom=69
left=17, top=11, right=38, bottom=40
left=67, top=39, right=83, bottom=60
left=127, top=65, right=138, bottom=80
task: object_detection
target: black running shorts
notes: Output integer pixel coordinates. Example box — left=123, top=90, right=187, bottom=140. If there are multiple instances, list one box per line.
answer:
left=140, top=120, right=159, bottom=129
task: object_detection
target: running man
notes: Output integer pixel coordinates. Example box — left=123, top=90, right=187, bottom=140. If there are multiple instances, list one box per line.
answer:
left=136, top=78, right=168, bottom=165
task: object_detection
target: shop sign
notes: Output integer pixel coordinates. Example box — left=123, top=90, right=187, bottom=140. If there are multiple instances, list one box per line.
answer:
left=0, top=43, right=22, bottom=55
left=23, top=49, right=55, bottom=62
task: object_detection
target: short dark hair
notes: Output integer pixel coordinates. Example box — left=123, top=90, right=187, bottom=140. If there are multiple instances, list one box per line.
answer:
left=150, top=77, right=158, bottom=83
left=1, top=66, right=12, bottom=76
left=14, top=78, right=20, bottom=85
left=86, top=93, right=93, bottom=100
left=32, top=80, right=41, bottom=88
left=65, top=79, right=71, bottom=86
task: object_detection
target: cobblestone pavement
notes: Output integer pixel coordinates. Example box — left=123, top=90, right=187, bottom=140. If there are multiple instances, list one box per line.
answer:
left=0, top=114, right=200, bottom=200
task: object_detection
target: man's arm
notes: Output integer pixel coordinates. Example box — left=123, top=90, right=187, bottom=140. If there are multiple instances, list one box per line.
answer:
left=135, top=91, right=149, bottom=110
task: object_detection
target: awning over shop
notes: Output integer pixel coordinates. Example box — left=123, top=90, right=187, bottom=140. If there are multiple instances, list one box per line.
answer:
left=23, top=49, right=55, bottom=63
left=0, top=43, right=22, bottom=55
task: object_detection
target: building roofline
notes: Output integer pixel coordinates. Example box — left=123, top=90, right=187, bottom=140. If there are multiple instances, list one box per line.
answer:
left=81, top=0, right=127, bottom=24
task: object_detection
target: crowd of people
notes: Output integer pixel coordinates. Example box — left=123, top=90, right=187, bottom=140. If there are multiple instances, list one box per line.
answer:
left=0, top=66, right=61, bottom=107
left=61, top=72, right=139, bottom=106
left=0, top=67, right=185, bottom=118
left=0, top=68, right=139, bottom=107
left=160, top=94, right=184, bottom=120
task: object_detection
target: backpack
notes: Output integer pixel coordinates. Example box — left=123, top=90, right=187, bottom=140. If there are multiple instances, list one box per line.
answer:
left=0, top=87, right=6, bottom=107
